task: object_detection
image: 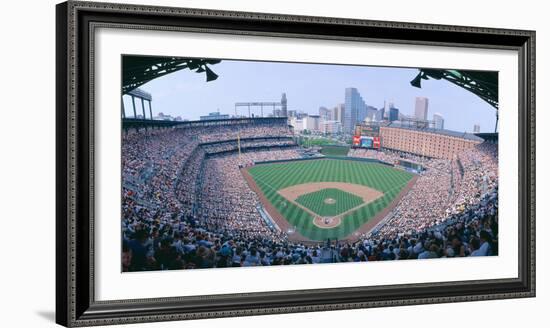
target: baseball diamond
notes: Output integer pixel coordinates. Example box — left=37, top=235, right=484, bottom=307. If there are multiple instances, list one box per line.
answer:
left=245, top=158, right=415, bottom=241
left=296, top=188, right=364, bottom=216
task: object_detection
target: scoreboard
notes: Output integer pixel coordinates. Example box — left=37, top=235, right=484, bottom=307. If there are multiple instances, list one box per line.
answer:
left=352, top=135, right=381, bottom=149
left=355, top=123, right=380, bottom=137
left=353, top=122, right=382, bottom=150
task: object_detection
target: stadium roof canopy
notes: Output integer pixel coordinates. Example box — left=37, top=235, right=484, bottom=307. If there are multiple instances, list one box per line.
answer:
left=475, top=132, right=499, bottom=143
left=127, top=87, right=152, bottom=101
left=122, top=56, right=221, bottom=94
left=410, top=69, right=499, bottom=110
left=387, top=122, right=484, bottom=142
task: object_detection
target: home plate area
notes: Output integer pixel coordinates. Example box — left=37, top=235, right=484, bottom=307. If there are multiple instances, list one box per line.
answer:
left=277, top=182, right=383, bottom=229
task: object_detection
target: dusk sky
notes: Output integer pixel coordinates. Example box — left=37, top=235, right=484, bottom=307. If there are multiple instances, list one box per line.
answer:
left=123, top=58, right=498, bottom=133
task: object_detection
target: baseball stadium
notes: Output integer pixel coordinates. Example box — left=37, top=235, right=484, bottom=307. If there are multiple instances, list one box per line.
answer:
left=121, top=57, right=499, bottom=271
left=121, top=115, right=498, bottom=271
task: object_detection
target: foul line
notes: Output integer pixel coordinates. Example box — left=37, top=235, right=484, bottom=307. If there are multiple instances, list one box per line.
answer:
left=251, top=172, right=415, bottom=228
left=252, top=174, right=282, bottom=195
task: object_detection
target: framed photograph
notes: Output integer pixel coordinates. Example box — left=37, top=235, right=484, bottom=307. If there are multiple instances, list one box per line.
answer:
left=56, top=1, right=535, bottom=326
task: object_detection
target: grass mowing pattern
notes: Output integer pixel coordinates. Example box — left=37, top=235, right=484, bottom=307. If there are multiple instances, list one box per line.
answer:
left=295, top=188, right=363, bottom=216
left=319, top=146, right=350, bottom=157
left=247, top=159, right=414, bottom=240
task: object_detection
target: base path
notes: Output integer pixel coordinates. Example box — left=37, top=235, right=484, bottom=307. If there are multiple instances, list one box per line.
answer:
left=240, top=168, right=311, bottom=242
left=241, top=166, right=418, bottom=243
left=278, top=182, right=383, bottom=203
left=277, top=182, right=384, bottom=229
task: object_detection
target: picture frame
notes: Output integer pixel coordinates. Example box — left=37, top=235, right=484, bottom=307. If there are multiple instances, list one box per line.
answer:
left=56, top=0, right=536, bottom=326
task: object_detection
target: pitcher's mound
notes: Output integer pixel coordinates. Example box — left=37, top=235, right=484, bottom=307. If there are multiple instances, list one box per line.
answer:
left=324, top=198, right=337, bottom=204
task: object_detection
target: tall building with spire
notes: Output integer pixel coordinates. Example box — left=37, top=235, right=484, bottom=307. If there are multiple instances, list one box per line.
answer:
left=281, top=93, right=287, bottom=117
left=384, top=100, right=394, bottom=119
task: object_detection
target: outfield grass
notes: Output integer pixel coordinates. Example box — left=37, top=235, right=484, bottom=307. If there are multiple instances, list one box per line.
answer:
left=296, top=188, right=363, bottom=217
left=247, top=159, right=414, bottom=241
left=319, top=145, right=350, bottom=157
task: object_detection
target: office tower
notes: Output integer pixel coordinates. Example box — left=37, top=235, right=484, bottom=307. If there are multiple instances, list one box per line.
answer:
left=389, top=107, right=400, bottom=122
left=344, top=88, right=367, bottom=133
left=366, top=105, right=378, bottom=121
left=321, top=120, right=342, bottom=134
left=281, top=93, right=287, bottom=117
left=384, top=100, right=394, bottom=119
left=319, top=106, right=332, bottom=120
left=474, top=124, right=480, bottom=133
left=303, top=115, right=321, bottom=132
left=289, top=117, right=303, bottom=131
left=414, top=97, right=429, bottom=121
left=376, top=107, right=385, bottom=122
left=433, top=113, right=444, bottom=129
left=333, top=103, right=345, bottom=124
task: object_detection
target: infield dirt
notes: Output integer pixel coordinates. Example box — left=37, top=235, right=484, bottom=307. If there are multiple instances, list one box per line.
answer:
left=240, top=159, right=417, bottom=243
left=278, top=182, right=382, bottom=203
left=278, top=182, right=383, bottom=229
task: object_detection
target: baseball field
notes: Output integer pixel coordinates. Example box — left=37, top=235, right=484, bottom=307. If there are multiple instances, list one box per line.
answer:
left=319, top=145, right=350, bottom=157
left=244, top=158, right=416, bottom=241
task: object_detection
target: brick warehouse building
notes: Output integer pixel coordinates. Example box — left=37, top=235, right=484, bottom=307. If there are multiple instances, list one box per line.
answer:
left=379, top=125, right=483, bottom=159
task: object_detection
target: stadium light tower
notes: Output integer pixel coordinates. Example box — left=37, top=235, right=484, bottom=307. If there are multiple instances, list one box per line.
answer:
left=235, top=95, right=288, bottom=118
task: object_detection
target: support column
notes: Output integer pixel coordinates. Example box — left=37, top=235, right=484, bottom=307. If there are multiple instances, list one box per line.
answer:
left=141, top=98, right=146, bottom=119
left=121, top=97, right=126, bottom=118
left=131, top=96, right=137, bottom=118
left=148, top=100, right=153, bottom=120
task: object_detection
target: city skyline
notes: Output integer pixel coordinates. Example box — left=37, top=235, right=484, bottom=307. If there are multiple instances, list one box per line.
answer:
left=123, top=58, right=498, bottom=133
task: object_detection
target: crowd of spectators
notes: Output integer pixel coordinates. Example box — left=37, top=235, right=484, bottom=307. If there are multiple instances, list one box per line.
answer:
left=351, top=144, right=497, bottom=235
left=197, top=124, right=293, bottom=143
left=201, top=138, right=296, bottom=155
left=195, top=149, right=301, bottom=241
left=122, top=122, right=499, bottom=271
